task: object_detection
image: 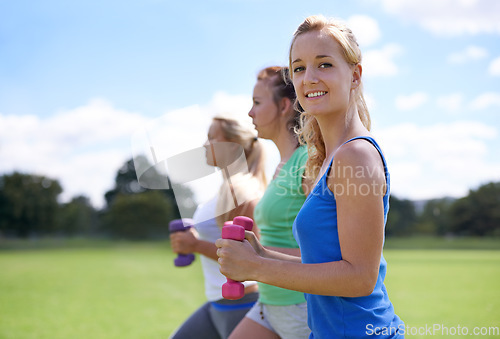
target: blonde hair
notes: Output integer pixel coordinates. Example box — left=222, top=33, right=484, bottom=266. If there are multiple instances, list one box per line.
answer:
left=288, top=15, right=371, bottom=180
left=212, top=117, right=267, bottom=226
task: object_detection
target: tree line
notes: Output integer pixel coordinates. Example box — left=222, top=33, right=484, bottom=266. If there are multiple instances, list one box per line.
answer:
left=1, top=157, right=499, bottom=239
left=0, top=157, right=196, bottom=240
left=386, top=182, right=500, bottom=237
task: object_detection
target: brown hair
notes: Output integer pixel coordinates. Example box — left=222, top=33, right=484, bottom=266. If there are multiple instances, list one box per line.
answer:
left=257, top=66, right=302, bottom=144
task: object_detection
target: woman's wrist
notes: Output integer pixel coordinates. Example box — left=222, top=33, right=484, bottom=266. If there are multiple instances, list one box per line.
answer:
left=192, top=238, right=205, bottom=254
left=247, top=254, right=267, bottom=282
left=260, top=246, right=271, bottom=259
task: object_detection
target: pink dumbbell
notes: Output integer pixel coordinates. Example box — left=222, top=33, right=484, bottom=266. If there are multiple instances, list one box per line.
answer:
left=221, top=216, right=254, bottom=300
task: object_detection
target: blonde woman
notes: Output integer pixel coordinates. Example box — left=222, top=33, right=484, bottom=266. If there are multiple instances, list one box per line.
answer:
left=170, top=113, right=266, bottom=339
left=217, top=15, right=404, bottom=338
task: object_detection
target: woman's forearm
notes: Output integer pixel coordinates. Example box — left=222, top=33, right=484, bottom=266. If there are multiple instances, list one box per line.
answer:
left=262, top=246, right=301, bottom=262
left=194, top=240, right=219, bottom=261
left=217, top=237, right=378, bottom=296
left=249, top=256, right=377, bottom=297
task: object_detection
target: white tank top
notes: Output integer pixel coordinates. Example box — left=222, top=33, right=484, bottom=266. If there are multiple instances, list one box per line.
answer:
left=193, top=195, right=256, bottom=301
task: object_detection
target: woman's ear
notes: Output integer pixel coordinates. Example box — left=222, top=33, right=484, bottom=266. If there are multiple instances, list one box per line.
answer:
left=279, top=97, right=292, bottom=116
left=351, top=64, right=362, bottom=90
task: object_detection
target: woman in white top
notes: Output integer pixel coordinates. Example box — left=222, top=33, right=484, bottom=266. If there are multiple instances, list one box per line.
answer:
left=170, top=112, right=267, bottom=339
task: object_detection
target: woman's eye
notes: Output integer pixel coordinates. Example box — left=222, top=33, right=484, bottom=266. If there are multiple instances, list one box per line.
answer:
left=319, top=63, right=332, bottom=69
left=293, top=66, right=304, bottom=73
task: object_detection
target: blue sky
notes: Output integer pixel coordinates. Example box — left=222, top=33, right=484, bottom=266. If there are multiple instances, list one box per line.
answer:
left=1, top=0, right=499, bottom=207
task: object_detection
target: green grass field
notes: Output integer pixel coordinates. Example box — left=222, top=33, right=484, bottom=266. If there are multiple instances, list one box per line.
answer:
left=0, top=238, right=499, bottom=338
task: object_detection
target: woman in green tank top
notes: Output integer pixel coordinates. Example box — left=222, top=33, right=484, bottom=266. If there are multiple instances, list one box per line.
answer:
left=228, top=66, right=313, bottom=339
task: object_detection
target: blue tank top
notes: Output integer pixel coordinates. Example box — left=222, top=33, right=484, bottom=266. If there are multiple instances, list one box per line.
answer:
left=293, top=136, right=404, bottom=338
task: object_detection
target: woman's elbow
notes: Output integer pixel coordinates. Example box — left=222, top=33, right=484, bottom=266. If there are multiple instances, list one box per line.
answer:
left=348, top=269, right=378, bottom=297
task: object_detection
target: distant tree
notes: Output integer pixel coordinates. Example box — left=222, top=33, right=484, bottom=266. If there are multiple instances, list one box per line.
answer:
left=386, top=195, right=417, bottom=236
left=102, top=157, right=197, bottom=239
left=0, top=172, right=62, bottom=237
left=415, top=198, right=454, bottom=235
left=105, top=159, right=147, bottom=206
left=104, top=157, right=196, bottom=218
left=102, top=191, right=174, bottom=239
left=57, top=196, right=98, bottom=236
left=449, top=182, right=500, bottom=236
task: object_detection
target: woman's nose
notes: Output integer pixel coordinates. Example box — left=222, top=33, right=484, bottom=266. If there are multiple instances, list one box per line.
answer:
left=303, top=68, right=318, bottom=85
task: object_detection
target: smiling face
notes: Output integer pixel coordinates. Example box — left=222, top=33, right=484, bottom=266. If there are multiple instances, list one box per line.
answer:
left=248, top=79, right=280, bottom=139
left=290, top=29, right=359, bottom=119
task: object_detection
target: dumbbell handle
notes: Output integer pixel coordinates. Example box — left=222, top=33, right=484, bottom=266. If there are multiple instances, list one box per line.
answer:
left=169, top=219, right=195, bottom=267
left=221, top=216, right=253, bottom=300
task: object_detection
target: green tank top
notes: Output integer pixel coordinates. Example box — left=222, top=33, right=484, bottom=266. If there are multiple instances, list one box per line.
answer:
left=254, top=146, right=307, bottom=305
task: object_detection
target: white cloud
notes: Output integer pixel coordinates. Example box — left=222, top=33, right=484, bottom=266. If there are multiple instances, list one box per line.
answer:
left=380, top=0, right=500, bottom=36
left=0, top=99, right=148, bottom=207
left=489, top=56, right=500, bottom=76
left=395, top=92, right=429, bottom=110
left=437, top=93, right=464, bottom=113
left=376, top=121, right=500, bottom=199
left=0, top=93, right=279, bottom=209
left=363, top=44, right=403, bottom=77
left=131, top=91, right=254, bottom=182
left=347, top=15, right=382, bottom=47
left=469, top=92, right=500, bottom=110
left=447, top=45, right=488, bottom=64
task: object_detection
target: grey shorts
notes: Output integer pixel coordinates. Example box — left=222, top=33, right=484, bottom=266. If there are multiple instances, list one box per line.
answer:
left=246, top=301, right=310, bottom=339
left=170, top=292, right=258, bottom=339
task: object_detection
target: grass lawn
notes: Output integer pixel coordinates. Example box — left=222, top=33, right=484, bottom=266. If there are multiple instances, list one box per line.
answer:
left=0, top=241, right=206, bottom=339
left=0, top=237, right=499, bottom=338
left=385, top=250, right=500, bottom=338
